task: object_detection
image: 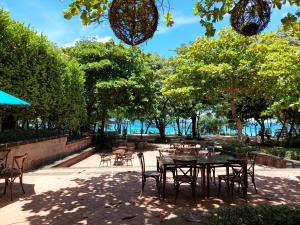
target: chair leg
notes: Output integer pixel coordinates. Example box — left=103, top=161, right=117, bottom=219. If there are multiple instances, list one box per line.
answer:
left=226, top=179, right=230, bottom=193
left=4, top=178, right=8, bottom=194
left=252, top=175, right=257, bottom=193
left=231, top=181, right=234, bottom=196
left=9, top=179, right=14, bottom=201
left=141, top=177, right=146, bottom=194
left=212, top=168, right=216, bottom=185
left=174, top=183, right=179, bottom=204
left=155, top=177, right=160, bottom=196
left=192, top=182, right=196, bottom=204
left=218, top=178, right=221, bottom=196
left=20, top=176, right=25, bottom=194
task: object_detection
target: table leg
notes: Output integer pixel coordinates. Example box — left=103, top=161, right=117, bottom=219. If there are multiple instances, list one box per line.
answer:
left=206, top=164, right=210, bottom=198
left=157, top=159, right=159, bottom=172
left=162, top=165, right=167, bottom=200
left=243, top=163, right=248, bottom=199
left=202, top=166, right=205, bottom=198
left=226, top=164, right=230, bottom=193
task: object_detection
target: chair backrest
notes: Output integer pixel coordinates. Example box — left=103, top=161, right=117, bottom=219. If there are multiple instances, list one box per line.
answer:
left=12, top=153, right=27, bottom=174
left=227, top=159, right=247, bottom=179
left=173, top=159, right=198, bottom=183
left=247, top=152, right=257, bottom=172
left=0, top=149, right=10, bottom=169
left=125, top=152, right=133, bottom=159
left=137, top=152, right=145, bottom=174
left=100, top=153, right=109, bottom=160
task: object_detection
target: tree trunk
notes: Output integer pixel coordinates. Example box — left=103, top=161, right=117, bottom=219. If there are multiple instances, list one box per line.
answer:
left=155, top=118, right=166, bottom=140
left=229, top=90, right=243, bottom=141
left=276, top=118, right=287, bottom=143
left=256, top=118, right=265, bottom=143
left=191, top=114, right=197, bottom=139
left=176, top=118, right=181, bottom=136
left=145, top=121, right=152, bottom=134
left=288, top=123, right=295, bottom=137
left=140, top=119, right=144, bottom=138
left=2, top=114, right=16, bottom=130
left=99, top=112, right=106, bottom=137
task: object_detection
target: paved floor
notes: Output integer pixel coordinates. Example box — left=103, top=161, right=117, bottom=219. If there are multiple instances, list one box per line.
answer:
left=0, top=144, right=299, bottom=225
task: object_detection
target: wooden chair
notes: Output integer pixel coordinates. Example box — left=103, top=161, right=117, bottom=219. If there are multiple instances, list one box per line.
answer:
left=99, top=153, right=111, bottom=167
left=123, top=152, right=134, bottom=166
left=0, top=149, right=10, bottom=171
left=137, top=152, right=160, bottom=195
left=158, top=150, right=176, bottom=186
left=247, top=152, right=258, bottom=193
left=0, top=153, right=27, bottom=200
left=173, top=159, right=198, bottom=204
left=218, top=159, right=247, bottom=198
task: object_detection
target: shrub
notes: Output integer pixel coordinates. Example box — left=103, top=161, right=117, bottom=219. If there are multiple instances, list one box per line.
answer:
left=267, top=147, right=300, bottom=160
left=222, top=143, right=256, bottom=154
left=0, top=129, right=65, bottom=144
left=201, top=204, right=300, bottom=225
left=286, top=135, right=300, bottom=148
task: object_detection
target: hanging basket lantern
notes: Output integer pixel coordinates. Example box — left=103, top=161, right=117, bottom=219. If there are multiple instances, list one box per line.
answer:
left=108, top=0, right=159, bottom=45
left=230, top=0, right=271, bottom=36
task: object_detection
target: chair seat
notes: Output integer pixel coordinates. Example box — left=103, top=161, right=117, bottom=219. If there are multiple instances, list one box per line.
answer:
left=143, top=171, right=160, bottom=178
left=175, top=175, right=194, bottom=183
left=0, top=167, right=21, bottom=178
left=218, top=173, right=234, bottom=180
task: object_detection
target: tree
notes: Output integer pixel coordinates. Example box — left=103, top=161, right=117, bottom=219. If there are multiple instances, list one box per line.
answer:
left=168, top=29, right=258, bottom=141
left=0, top=9, right=86, bottom=132
left=64, top=0, right=300, bottom=36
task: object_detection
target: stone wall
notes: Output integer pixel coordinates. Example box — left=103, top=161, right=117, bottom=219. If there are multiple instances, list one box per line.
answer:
left=255, top=153, right=289, bottom=168
left=3, top=136, right=92, bottom=171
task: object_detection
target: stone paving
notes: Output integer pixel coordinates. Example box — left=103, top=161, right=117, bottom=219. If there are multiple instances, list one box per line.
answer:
left=0, top=144, right=299, bottom=225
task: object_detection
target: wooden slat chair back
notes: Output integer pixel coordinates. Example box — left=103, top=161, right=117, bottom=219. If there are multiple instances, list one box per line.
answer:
left=246, top=152, right=258, bottom=193
left=0, top=149, right=11, bottom=170
left=218, top=159, right=248, bottom=199
left=173, top=159, right=198, bottom=204
left=0, top=153, right=28, bottom=200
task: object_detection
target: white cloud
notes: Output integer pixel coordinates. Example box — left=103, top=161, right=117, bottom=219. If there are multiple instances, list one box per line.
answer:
left=63, top=36, right=113, bottom=48
left=156, top=15, right=199, bottom=34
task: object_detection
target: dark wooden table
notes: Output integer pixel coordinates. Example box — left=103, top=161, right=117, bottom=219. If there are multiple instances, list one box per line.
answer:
left=156, top=154, right=247, bottom=200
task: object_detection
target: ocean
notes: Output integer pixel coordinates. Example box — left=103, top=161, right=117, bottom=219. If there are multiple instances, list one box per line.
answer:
left=104, top=119, right=285, bottom=137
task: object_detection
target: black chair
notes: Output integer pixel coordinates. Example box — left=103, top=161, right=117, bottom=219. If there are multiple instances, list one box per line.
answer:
left=137, top=152, right=161, bottom=195
left=247, top=152, right=258, bottom=193
left=173, top=159, right=198, bottom=204
left=218, top=159, right=247, bottom=198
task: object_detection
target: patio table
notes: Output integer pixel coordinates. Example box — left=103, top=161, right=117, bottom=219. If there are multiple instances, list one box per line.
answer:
left=156, top=154, right=248, bottom=200
left=113, top=149, right=125, bottom=166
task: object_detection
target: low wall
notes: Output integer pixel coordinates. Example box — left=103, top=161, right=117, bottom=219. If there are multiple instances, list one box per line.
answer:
left=255, top=153, right=290, bottom=168
left=3, top=136, right=92, bottom=171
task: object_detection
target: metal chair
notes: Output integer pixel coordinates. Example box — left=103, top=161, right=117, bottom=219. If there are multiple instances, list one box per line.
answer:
left=173, top=159, right=198, bottom=204
left=0, top=153, right=27, bottom=200
left=137, top=152, right=161, bottom=195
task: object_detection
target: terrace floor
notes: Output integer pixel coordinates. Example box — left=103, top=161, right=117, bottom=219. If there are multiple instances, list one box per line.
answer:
left=0, top=144, right=299, bottom=225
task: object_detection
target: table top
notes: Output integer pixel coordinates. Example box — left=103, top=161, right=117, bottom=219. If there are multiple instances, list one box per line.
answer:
left=157, top=154, right=235, bottom=165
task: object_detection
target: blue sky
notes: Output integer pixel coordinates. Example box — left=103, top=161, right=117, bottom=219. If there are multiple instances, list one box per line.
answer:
left=0, top=0, right=298, bottom=57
